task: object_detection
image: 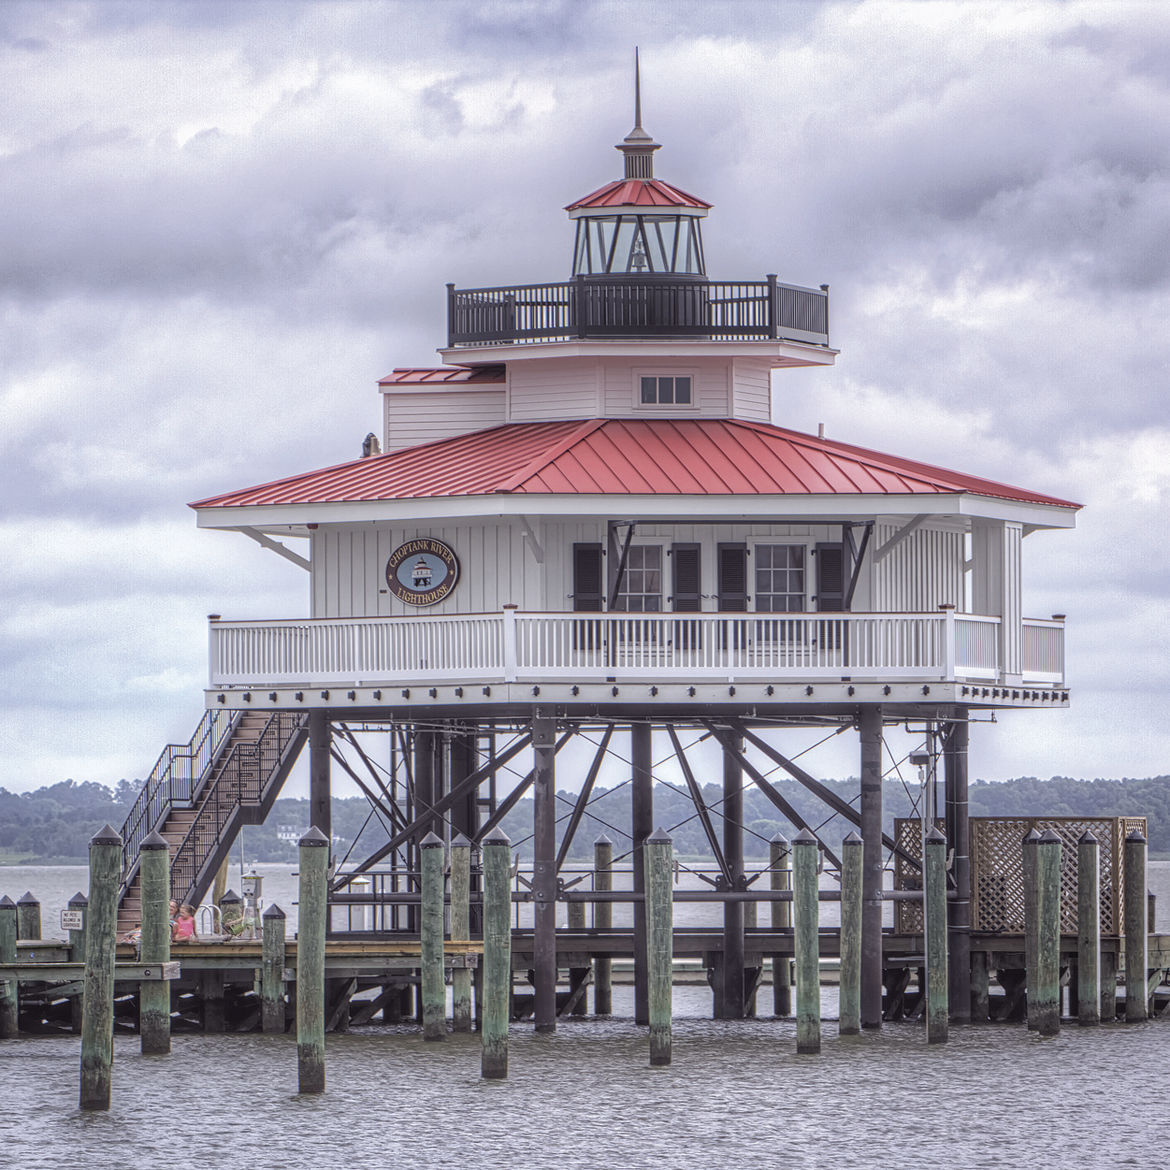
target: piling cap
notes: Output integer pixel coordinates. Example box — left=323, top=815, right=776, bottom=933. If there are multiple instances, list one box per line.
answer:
left=842, top=830, right=863, bottom=846
left=792, top=827, right=817, bottom=845
left=90, top=823, right=123, bottom=846
left=141, top=830, right=169, bottom=851
left=0, top=895, right=14, bottom=909
left=1038, top=828, right=1061, bottom=844
left=451, top=833, right=472, bottom=850
left=1022, top=828, right=1042, bottom=844
left=647, top=826, right=673, bottom=844
left=220, top=889, right=242, bottom=904
left=68, top=891, right=89, bottom=907
left=18, top=891, right=39, bottom=904
left=263, top=903, right=286, bottom=920
left=1126, top=829, right=1147, bottom=844
left=769, top=831, right=790, bottom=846
left=1078, top=830, right=1099, bottom=845
left=420, top=831, right=444, bottom=849
left=298, top=826, right=329, bottom=847
left=481, top=827, right=511, bottom=846
left=594, top=833, right=612, bottom=846
left=926, top=826, right=946, bottom=843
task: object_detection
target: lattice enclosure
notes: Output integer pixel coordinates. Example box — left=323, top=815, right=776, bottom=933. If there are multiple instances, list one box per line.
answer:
left=893, top=816, right=1146, bottom=936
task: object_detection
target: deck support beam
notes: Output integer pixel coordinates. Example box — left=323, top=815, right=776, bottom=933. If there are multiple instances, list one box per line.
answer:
left=532, top=709, right=558, bottom=1032
left=945, top=712, right=972, bottom=1022
left=859, top=705, right=883, bottom=1030
left=631, top=721, right=653, bottom=1026
left=308, top=710, right=332, bottom=846
left=719, top=730, right=746, bottom=1019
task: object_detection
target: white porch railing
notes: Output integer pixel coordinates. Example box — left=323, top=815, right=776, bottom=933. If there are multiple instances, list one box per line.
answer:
left=209, top=611, right=1065, bottom=689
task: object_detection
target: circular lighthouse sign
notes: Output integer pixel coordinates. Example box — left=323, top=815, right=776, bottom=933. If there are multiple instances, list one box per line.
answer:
left=385, top=538, right=460, bottom=607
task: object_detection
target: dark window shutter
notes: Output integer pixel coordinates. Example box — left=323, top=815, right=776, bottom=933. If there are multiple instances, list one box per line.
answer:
left=815, top=543, right=845, bottom=611
left=671, top=544, right=701, bottom=612
left=717, top=543, right=747, bottom=611
left=573, top=543, right=604, bottom=612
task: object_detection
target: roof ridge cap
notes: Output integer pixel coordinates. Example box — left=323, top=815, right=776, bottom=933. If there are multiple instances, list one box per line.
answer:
left=495, top=419, right=608, bottom=493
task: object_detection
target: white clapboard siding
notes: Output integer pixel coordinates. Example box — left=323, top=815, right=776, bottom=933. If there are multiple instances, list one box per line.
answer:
left=730, top=358, right=773, bottom=422
left=873, top=522, right=965, bottom=612
left=382, top=388, right=507, bottom=452
left=601, top=357, right=730, bottom=417
left=507, top=360, right=601, bottom=421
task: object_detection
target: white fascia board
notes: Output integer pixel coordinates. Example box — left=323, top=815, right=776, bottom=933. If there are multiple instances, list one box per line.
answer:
left=194, top=491, right=1078, bottom=532
left=566, top=206, right=708, bottom=221
left=437, top=339, right=838, bottom=368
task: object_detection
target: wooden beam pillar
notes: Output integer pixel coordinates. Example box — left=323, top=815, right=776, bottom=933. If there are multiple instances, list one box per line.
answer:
left=631, top=721, right=653, bottom=1026
left=308, top=710, right=332, bottom=845
left=945, top=712, right=972, bottom=1023
left=531, top=709, right=558, bottom=1033
left=859, top=705, right=883, bottom=1029
left=719, top=731, right=746, bottom=1019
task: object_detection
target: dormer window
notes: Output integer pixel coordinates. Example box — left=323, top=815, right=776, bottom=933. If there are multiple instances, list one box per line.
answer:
left=636, top=370, right=695, bottom=409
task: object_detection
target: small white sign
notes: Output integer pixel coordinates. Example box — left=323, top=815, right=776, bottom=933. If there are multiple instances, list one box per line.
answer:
left=60, top=910, right=84, bottom=931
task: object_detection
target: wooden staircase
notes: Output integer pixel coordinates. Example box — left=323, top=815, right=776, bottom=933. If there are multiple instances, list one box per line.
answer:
left=118, top=708, right=308, bottom=935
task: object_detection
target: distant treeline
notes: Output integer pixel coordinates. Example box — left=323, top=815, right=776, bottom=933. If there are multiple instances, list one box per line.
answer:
left=2, top=774, right=1167, bottom=863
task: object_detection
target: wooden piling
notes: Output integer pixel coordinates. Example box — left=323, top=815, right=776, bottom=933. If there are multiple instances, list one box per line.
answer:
left=1077, top=831, right=1100, bottom=1026
left=1100, top=949, right=1117, bottom=1022
left=138, top=830, right=171, bottom=1055
left=630, top=721, right=653, bottom=1027
left=770, top=833, right=791, bottom=1017
left=793, top=828, right=820, bottom=1054
left=68, top=891, right=87, bottom=1033
left=593, top=835, right=613, bottom=1016
left=79, top=823, right=122, bottom=1111
left=0, top=895, right=17, bottom=1038
left=532, top=709, right=558, bottom=1033
left=971, top=951, right=990, bottom=1022
left=645, top=827, right=673, bottom=1066
left=859, top=705, right=884, bottom=1030
left=420, top=830, right=446, bottom=1041
left=1123, top=829, right=1148, bottom=1023
left=1034, top=829, right=1061, bottom=1037
left=839, top=831, right=862, bottom=1036
left=296, top=826, right=329, bottom=1094
left=262, top=904, right=287, bottom=1033
left=481, top=828, right=511, bottom=1080
left=17, top=892, right=41, bottom=942
left=1022, top=828, right=1040, bottom=1030
left=925, top=825, right=949, bottom=1044
left=450, top=834, right=473, bottom=1033
left=567, top=897, right=588, bottom=1017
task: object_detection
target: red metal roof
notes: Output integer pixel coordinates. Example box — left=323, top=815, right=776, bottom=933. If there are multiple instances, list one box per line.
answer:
left=565, top=178, right=711, bottom=212
left=378, top=366, right=505, bottom=387
left=192, top=419, right=1080, bottom=511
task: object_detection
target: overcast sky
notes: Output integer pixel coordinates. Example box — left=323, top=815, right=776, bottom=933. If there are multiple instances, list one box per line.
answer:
left=2, top=0, right=1168, bottom=797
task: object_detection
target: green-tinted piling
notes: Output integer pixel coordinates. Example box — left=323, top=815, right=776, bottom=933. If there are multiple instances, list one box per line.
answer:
left=296, top=826, right=329, bottom=1093
left=450, top=834, right=473, bottom=1033
left=645, top=827, right=673, bottom=1066
left=925, top=826, right=949, bottom=1043
left=481, top=829, right=511, bottom=1079
left=138, top=831, right=171, bottom=1055
left=1034, top=829, right=1062, bottom=1037
left=17, top=892, right=41, bottom=942
left=839, top=832, right=862, bottom=1036
left=1022, top=829, right=1040, bottom=1030
left=79, top=824, right=122, bottom=1111
left=770, top=833, right=792, bottom=1017
left=420, top=831, right=446, bottom=1041
left=1123, top=829, right=1148, bottom=1023
left=0, top=896, right=17, bottom=1038
left=262, top=904, right=287, bottom=1033
left=68, top=892, right=88, bottom=1033
left=593, top=835, right=613, bottom=1016
left=793, top=829, right=820, bottom=1054
left=1077, top=831, right=1100, bottom=1026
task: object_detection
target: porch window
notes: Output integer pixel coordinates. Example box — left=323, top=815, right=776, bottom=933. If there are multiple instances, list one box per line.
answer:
left=755, top=544, right=806, bottom=612
left=616, top=545, right=663, bottom=612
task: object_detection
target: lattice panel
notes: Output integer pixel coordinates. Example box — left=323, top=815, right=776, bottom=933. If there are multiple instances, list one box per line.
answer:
left=893, top=816, right=1145, bottom=937
left=892, top=818, right=944, bottom=935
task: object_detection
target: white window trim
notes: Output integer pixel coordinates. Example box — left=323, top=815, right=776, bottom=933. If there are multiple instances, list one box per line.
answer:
left=631, top=367, right=701, bottom=413
left=750, top=540, right=812, bottom=613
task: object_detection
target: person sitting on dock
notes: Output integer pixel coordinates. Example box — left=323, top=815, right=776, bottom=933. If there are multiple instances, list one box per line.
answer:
left=172, top=904, right=198, bottom=942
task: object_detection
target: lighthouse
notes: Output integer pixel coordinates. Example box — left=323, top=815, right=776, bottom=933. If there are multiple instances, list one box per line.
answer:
left=119, top=68, right=1079, bottom=1033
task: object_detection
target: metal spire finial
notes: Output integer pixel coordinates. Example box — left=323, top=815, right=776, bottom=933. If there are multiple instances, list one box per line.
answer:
left=634, top=46, right=642, bottom=132
left=618, top=46, right=660, bottom=179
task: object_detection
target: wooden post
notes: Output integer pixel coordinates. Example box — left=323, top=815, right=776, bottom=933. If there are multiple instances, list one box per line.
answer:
left=481, top=828, right=511, bottom=1080
left=1077, top=831, right=1100, bottom=1026
left=944, top=713, right=971, bottom=1023
left=1100, top=948, right=1118, bottom=1023
left=138, top=830, right=171, bottom=1055
left=720, top=731, right=745, bottom=1020
left=567, top=898, right=588, bottom=1017
left=1022, top=828, right=1040, bottom=1030
left=17, top=892, right=42, bottom=941
left=68, top=891, right=88, bottom=1033
left=450, top=834, right=473, bottom=1033
left=645, top=827, right=673, bottom=1066
left=631, top=721, right=653, bottom=1026
left=297, top=826, right=329, bottom=1094
left=0, top=895, right=17, bottom=1038
left=839, top=831, right=862, bottom=1036
left=1034, top=829, right=1061, bottom=1037
left=79, top=823, right=122, bottom=1111
left=858, top=705, right=883, bottom=1030
left=593, top=835, right=613, bottom=1016
left=531, top=709, right=558, bottom=1033
left=420, top=830, right=446, bottom=1041
left=925, top=825, right=949, bottom=1044
left=971, top=951, right=990, bottom=1021
left=1123, top=829, right=1148, bottom=1023
left=262, top=904, right=287, bottom=1033
left=793, top=828, right=820, bottom=1054
left=308, top=710, right=332, bottom=844
left=770, top=833, right=791, bottom=1017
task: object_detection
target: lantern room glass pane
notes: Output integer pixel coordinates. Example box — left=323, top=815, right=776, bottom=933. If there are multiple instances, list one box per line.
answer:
left=573, top=214, right=706, bottom=275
